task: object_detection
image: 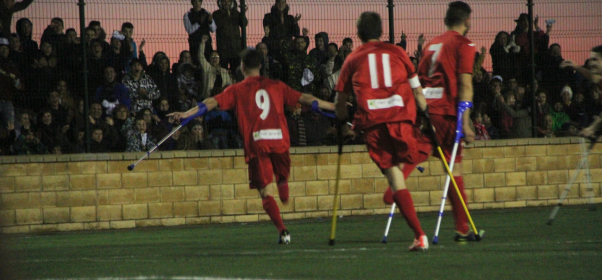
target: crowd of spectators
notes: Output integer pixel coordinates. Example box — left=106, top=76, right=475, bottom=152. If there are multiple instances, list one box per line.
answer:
left=0, top=0, right=600, bottom=156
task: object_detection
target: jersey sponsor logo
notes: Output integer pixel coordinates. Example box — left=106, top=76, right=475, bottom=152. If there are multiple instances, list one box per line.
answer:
left=423, top=87, right=444, bottom=99
left=253, top=129, right=283, bottom=141
left=367, top=95, right=404, bottom=110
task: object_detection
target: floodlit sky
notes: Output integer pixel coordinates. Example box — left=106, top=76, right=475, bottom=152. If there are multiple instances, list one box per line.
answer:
left=10, top=0, right=602, bottom=70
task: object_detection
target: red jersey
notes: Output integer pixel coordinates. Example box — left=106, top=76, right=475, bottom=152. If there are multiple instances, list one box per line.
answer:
left=335, top=41, right=418, bottom=130
left=214, top=76, right=301, bottom=161
left=417, top=31, right=475, bottom=116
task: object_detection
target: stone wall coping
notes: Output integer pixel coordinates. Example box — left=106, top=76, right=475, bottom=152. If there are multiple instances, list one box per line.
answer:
left=0, top=137, right=589, bottom=163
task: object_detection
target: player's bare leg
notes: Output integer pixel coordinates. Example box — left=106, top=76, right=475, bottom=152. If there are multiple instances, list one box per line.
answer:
left=258, top=187, right=289, bottom=244
left=385, top=164, right=427, bottom=251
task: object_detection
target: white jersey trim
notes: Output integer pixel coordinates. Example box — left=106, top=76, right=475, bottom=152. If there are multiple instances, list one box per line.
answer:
left=409, top=76, right=421, bottom=89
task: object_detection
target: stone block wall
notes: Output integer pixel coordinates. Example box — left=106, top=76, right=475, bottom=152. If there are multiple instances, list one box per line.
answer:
left=1, top=138, right=601, bottom=234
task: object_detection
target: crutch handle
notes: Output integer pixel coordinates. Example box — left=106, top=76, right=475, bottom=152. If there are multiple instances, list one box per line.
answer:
left=455, top=101, right=473, bottom=141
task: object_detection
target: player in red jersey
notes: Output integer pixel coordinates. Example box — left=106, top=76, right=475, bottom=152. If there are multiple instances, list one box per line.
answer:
left=416, top=1, right=478, bottom=241
left=334, top=11, right=431, bottom=251
left=168, top=49, right=334, bottom=244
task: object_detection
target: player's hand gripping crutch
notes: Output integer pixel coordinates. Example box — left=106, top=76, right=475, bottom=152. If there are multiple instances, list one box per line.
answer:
left=422, top=102, right=482, bottom=243
left=431, top=101, right=471, bottom=244
left=127, top=105, right=207, bottom=171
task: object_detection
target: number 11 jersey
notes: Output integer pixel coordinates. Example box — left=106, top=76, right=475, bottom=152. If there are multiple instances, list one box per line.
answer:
left=214, top=76, right=302, bottom=161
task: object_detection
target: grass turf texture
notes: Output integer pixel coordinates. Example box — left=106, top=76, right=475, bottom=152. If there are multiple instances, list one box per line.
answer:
left=2, top=205, right=601, bottom=280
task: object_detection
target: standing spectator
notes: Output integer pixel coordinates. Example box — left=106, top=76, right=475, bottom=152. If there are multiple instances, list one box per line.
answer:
left=88, top=21, right=110, bottom=54
left=281, top=35, right=319, bottom=94
left=122, top=58, right=160, bottom=113
left=213, top=0, right=247, bottom=71
left=482, top=113, right=500, bottom=139
left=15, top=18, right=37, bottom=59
left=40, top=17, right=66, bottom=53
left=262, top=0, right=301, bottom=62
left=177, top=62, right=201, bottom=108
left=319, top=42, right=343, bottom=85
left=105, top=31, right=130, bottom=75
left=96, top=66, right=131, bottom=115
left=120, top=22, right=137, bottom=60
left=0, top=37, right=22, bottom=129
left=510, top=14, right=550, bottom=82
left=308, top=32, right=328, bottom=68
left=538, top=43, right=573, bottom=99
left=172, top=50, right=195, bottom=77
left=184, top=0, right=216, bottom=65
left=338, top=37, right=353, bottom=61
left=87, top=41, right=109, bottom=94
left=559, top=85, right=579, bottom=122
left=489, top=31, right=520, bottom=81
left=494, top=91, right=532, bottom=139
left=8, top=33, right=27, bottom=74
left=1, top=0, right=35, bottom=37
left=198, top=35, right=232, bottom=100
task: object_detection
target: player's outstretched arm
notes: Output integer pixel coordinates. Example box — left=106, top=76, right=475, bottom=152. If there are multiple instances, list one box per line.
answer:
left=298, top=93, right=335, bottom=111
left=560, top=60, right=602, bottom=84
left=167, top=97, right=219, bottom=122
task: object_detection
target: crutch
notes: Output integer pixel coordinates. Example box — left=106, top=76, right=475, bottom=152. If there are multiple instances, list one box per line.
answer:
left=432, top=101, right=471, bottom=244
left=127, top=111, right=203, bottom=171
left=547, top=137, right=597, bottom=225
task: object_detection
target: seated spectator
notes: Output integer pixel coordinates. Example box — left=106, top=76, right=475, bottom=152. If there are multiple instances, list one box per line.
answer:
left=339, top=37, right=353, bottom=61
left=31, top=41, right=67, bottom=97
left=537, top=114, right=555, bottom=138
left=482, top=113, right=500, bottom=140
left=301, top=108, right=336, bottom=146
left=571, top=92, right=593, bottom=128
left=105, top=31, right=130, bottom=75
left=120, top=22, right=137, bottom=61
left=87, top=41, right=109, bottom=93
left=55, top=79, right=77, bottom=112
left=88, top=20, right=110, bottom=54
left=154, top=97, right=175, bottom=147
left=111, top=104, right=131, bottom=152
left=8, top=34, right=28, bottom=74
left=549, top=102, right=571, bottom=133
left=62, top=28, right=82, bottom=73
left=558, top=122, right=580, bottom=137
left=14, top=128, right=47, bottom=155
left=256, top=42, right=281, bottom=80
left=559, top=85, right=579, bottom=122
left=125, top=116, right=157, bottom=152
left=309, top=32, right=328, bottom=69
left=96, top=66, right=131, bottom=115
left=43, top=90, right=73, bottom=131
left=180, top=120, right=215, bottom=150
left=89, top=125, right=114, bottom=153
left=14, top=110, right=32, bottom=140
left=535, top=90, right=552, bottom=129
left=494, top=91, right=532, bottom=139
left=36, top=109, right=69, bottom=150
left=498, top=93, right=514, bottom=138
left=40, top=17, right=66, bottom=54
left=0, top=37, right=21, bottom=129
left=281, top=35, right=320, bottom=94
left=88, top=101, right=118, bottom=145
left=172, top=50, right=194, bottom=76
left=0, top=119, right=15, bottom=155
left=204, top=87, right=241, bottom=149
left=122, top=58, right=159, bottom=113
left=199, top=35, right=232, bottom=100
left=472, top=111, right=490, bottom=140
left=149, top=55, right=178, bottom=107
left=177, top=62, right=201, bottom=105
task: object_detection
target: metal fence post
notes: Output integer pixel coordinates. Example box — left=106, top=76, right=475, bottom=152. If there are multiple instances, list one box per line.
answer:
left=78, top=0, right=90, bottom=152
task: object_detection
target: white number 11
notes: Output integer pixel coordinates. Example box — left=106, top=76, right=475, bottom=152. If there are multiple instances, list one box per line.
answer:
left=368, top=53, right=392, bottom=89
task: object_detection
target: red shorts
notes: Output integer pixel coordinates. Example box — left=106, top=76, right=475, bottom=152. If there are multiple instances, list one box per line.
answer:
left=364, top=121, right=431, bottom=170
left=430, top=114, right=463, bottom=163
left=248, top=152, right=290, bottom=189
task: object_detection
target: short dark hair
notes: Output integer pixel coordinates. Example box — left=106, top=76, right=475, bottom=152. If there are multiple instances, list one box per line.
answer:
left=328, top=42, right=338, bottom=50
left=343, top=37, right=353, bottom=45
left=121, top=22, right=134, bottom=30
left=444, top=1, right=472, bottom=27
left=356, top=12, right=382, bottom=42
left=66, top=28, right=76, bottom=35
left=51, top=17, right=64, bottom=25
left=592, top=45, right=602, bottom=56
left=550, top=43, right=561, bottom=50
left=89, top=20, right=101, bottom=28
left=241, top=49, right=262, bottom=70
left=130, top=57, right=142, bottom=67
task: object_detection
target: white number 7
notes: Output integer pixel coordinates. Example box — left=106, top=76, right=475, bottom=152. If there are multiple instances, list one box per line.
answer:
left=428, top=43, right=443, bottom=78
left=255, top=89, right=270, bottom=120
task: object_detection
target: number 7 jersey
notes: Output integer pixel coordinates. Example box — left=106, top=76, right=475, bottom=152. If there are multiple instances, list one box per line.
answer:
left=417, top=30, right=476, bottom=117
left=214, top=76, right=302, bottom=161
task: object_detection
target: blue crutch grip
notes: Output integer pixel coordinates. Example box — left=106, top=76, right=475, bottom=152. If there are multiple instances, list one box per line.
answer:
left=455, top=101, right=473, bottom=142
left=311, top=100, right=336, bottom=119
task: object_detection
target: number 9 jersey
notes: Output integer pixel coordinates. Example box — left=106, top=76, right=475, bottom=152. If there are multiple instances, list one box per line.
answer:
left=335, top=41, right=419, bottom=131
left=417, top=30, right=476, bottom=117
left=214, top=76, right=302, bottom=162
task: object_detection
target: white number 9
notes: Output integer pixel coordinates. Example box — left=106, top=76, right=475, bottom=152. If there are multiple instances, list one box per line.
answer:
left=255, top=89, right=270, bottom=120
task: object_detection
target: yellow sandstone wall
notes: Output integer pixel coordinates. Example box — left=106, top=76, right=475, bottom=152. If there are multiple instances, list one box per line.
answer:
left=1, top=138, right=601, bottom=234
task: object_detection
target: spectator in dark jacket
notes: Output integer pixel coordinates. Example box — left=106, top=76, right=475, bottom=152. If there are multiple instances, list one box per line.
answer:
left=262, top=0, right=301, bottom=62
left=213, top=0, right=247, bottom=71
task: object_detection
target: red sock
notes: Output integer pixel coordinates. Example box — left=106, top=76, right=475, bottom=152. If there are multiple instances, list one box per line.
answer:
left=392, top=189, right=425, bottom=239
left=384, top=164, right=417, bottom=205
left=262, top=195, right=286, bottom=233
left=448, top=176, right=469, bottom=234
left=277, top=181, right=289, bottom=203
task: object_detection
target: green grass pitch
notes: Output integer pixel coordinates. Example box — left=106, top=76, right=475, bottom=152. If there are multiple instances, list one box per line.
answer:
left=2, top=205, right=601, bottom=279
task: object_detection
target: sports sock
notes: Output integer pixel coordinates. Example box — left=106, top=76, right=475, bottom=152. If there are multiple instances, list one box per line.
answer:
left=262, top=195, right=286, bottom=233
left=277, top=181, right=289, bottom=203
left=383, top=164, right=417, bottom=204
left=448, top=176, right=470, bottom=234
left=392, top=189, right=425, bottom=239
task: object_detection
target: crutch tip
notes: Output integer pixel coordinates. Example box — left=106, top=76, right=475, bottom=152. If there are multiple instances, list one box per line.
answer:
left=432, top=237, right=439, bottom=245
left=546, top=220, right=553, bottom=226
left=127, top=165, right=135, bottom=171
left=381, top=237, right=388, bottom=244
left=328, top=239, right=335, bottom=246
